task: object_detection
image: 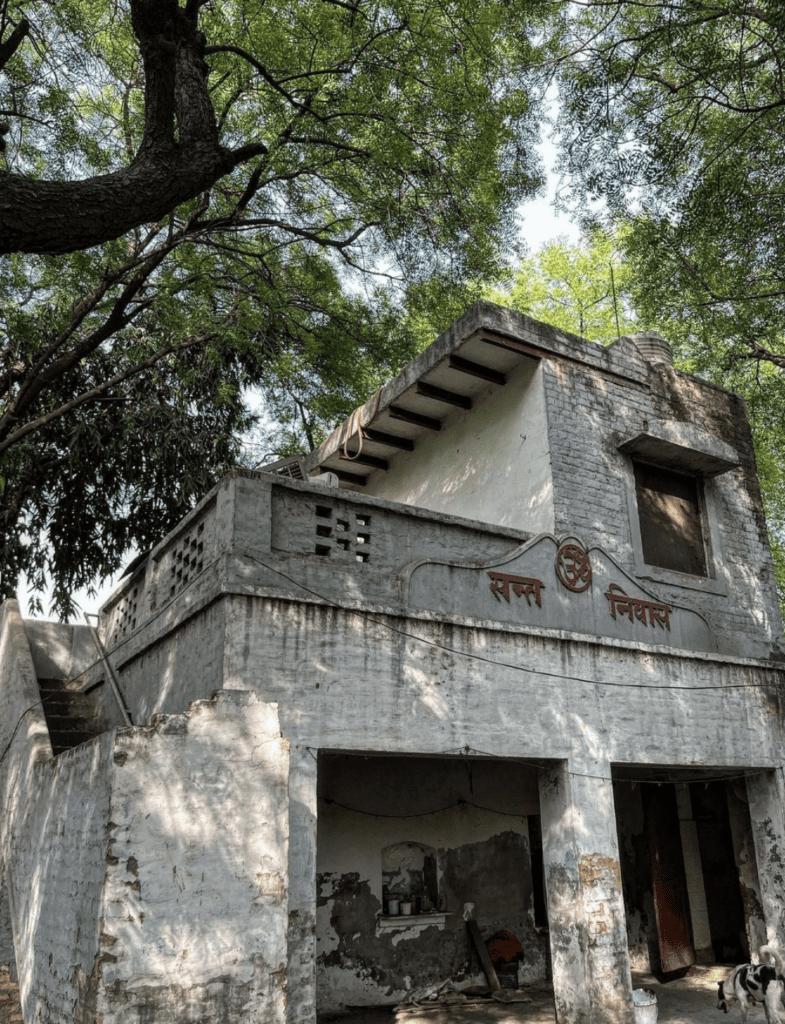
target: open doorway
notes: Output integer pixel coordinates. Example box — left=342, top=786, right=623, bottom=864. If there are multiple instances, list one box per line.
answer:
left=315, top=751, right=548, bottom=1012
left=612, top=766, right=763, bottom=977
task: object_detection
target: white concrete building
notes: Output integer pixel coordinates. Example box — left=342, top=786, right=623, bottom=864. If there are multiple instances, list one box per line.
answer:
left=2, top=302, right=785, bottom=1024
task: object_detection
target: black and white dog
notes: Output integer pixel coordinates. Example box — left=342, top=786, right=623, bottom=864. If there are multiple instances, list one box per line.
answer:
left=718, top=945, right=785, bottom=1023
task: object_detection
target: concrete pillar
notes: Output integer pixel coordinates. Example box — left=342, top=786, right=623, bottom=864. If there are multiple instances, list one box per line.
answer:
left=727, top=780, right=766, bottom=957
left=0, top=870, right=18, bottom=983
left=539, top=762, right=634, bottom=1024
left=286, top=747, right=318, bottom=1024
left=746, top=769, right=785, bottom=949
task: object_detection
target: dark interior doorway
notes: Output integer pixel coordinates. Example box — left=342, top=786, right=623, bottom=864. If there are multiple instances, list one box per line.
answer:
left=690, top=781, right=748, bottom=963
left=315, top=751, right=548, bottom=1010
left=613, top=767, right=755, bottom=976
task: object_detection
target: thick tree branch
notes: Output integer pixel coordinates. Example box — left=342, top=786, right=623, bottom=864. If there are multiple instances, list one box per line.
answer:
left=738, top=337, right=785, bottom=371
left=0, top=17, right=28, bottom=73
left=0, top=1, right=261, bottom=255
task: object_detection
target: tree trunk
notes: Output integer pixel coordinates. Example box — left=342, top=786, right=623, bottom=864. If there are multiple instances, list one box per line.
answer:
left=0, top=0, right=247, bottom=256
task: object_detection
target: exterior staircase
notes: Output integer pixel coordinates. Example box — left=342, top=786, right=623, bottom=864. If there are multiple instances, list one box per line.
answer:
left=36, top=678, right=101, bottom=755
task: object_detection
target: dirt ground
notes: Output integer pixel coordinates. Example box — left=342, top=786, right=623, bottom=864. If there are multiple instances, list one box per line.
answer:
left=0, top=967, right=22, bottom=1024
left=1, top=963, right=732, bottom=1024
left=317, top=965, right=733, bottom=1024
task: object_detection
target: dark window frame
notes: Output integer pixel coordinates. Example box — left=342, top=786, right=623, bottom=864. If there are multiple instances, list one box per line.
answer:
left=632, top=461, right=710, bottom=577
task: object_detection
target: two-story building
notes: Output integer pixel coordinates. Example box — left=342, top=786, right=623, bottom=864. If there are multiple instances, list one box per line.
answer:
left=2, top=302, right=784, bottom=1024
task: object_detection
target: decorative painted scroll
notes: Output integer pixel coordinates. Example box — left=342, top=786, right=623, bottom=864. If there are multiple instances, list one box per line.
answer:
left=487, top=572, right=544, bottom=607
left=405, top=533, right=717, bottom=654
left=605, top=583, right=672, bottom=630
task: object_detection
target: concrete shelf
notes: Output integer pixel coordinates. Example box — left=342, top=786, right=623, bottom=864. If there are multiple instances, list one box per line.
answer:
left=377, top=913, right=450, bottom=931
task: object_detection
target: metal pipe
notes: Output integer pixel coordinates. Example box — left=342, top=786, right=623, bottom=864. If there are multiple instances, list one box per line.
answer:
left=83, top=612, right=132, bottom=727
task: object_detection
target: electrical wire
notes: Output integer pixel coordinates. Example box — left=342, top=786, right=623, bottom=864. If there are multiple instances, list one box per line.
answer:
left=313, top=745, right=779, bottom=791
left=0, top=692, right=61, bottom=770
left=243, top=553, right=785, bottom=693
left=9, top=540, right=780, bottom=784
left=59, top=548, right=785, bottom=696
left=321, top=797, right=530, bottom=819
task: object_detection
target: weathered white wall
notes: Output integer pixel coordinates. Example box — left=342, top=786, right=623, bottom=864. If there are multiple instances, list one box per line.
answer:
left=102, top=598, right=227, bottom=726
left=539, top=763, right=635, bottom=1024
left=96, top=690, right=290, bottom=1024
left=538, top=341, right=784, bottom=657
left=746, top=769, right=785, bottom=951
left=10, top=737, right=114, bottom=1024
left=54, top=304, right=783, bottom=1024
left=220, top=598, right=784, bottom=771
left=364, top=356, right=554, bottom=533
left=315, top=755, right=545, bottom=1010
left=23, top=620, right=94, bottom=681
left=1, top=601, right=291, bottom=1024
left=0, top=602, right=113, bottom=1024
left=218, top=596, right=785, bottom=1023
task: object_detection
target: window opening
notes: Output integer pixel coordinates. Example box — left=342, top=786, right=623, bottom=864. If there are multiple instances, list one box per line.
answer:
left=633, top=462, right=707, bottom=576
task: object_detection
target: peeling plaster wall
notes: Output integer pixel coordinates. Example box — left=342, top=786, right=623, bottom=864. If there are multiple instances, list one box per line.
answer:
left=744, top=770, right=785, bottom=949
left=96, top=690, right=289, bottom=1024
left=1, top=608, right=290, bottom=1024
left=539, top=763, right=635, bottom=1024
left=11, top=738, right=113, bottom=1024
left=315, top=756, right=546, bottom=1010
left=220, top=597, right=785, bottom=1023
left=0, top=685, right=112, bottom=1024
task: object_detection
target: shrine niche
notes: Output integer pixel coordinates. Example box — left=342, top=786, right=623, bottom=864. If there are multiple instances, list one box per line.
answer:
left=403, top=533, right=716, bottom=655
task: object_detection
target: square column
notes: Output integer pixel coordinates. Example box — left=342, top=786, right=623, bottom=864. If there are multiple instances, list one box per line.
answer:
left=539, top=762, right=634, bottom=1024
left=746, top=769, right=785, bottom=948
left=286, top=748, right=318, bottom=1024
left=727, top=780, right=767, bottom=957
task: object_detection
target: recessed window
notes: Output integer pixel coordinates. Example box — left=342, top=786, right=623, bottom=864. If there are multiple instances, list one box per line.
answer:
left=633, top=463, right=707, bottom=576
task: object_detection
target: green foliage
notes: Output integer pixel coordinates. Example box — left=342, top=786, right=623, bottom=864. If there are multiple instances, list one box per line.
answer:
left=488, top=228, right=637, bottom=343
left=551, top=0, right=785, bottom=610
left=557, top=0, right=785, bottom=372
left=0, top=0, right=551, bottom=617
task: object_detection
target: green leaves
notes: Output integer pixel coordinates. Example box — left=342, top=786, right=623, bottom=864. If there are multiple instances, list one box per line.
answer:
left=552, top=1, right=785, bottom=609
left=0, top=0, right=554, bottom=614
left=488, top=228, right=637, bottom=344
left=557, top=0, right=785, bottom=368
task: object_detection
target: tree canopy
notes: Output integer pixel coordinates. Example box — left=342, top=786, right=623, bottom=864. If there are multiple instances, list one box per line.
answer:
left=0, top=0, right=544, bottom=256
left=557, top=0, right=785, bottom=373
left=488, top=227, right=636, bottom=343
left=0, top=0, right=549, bottom=616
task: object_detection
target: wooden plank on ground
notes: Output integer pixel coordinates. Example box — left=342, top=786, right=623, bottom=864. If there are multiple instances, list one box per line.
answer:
left=466, top=920, right=500, bottom=992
